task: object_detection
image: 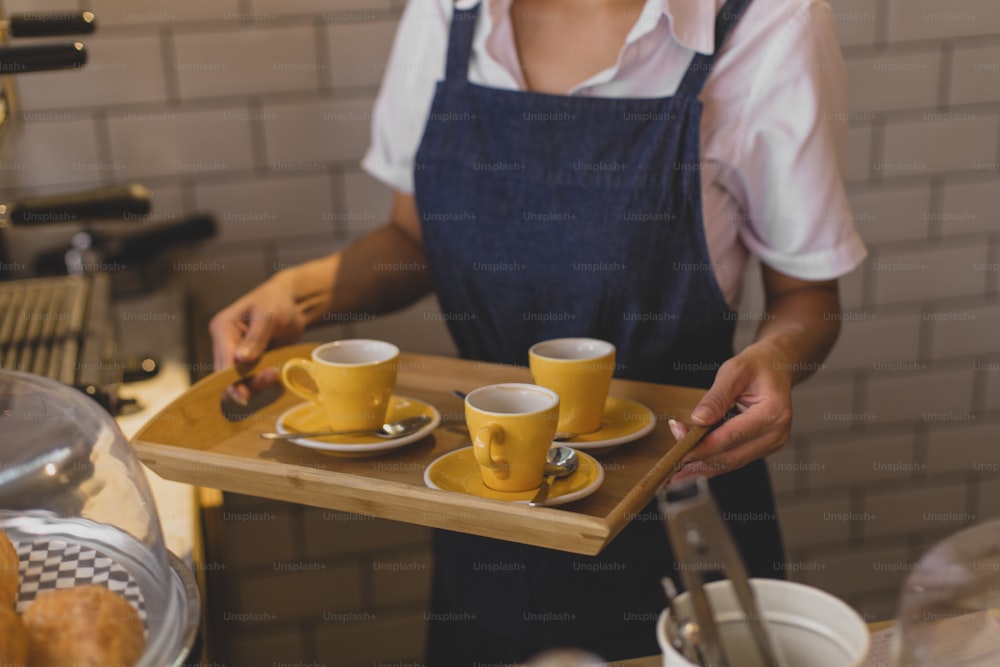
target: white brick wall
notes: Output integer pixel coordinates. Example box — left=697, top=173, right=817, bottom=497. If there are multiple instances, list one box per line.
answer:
left=0, top=0, right=997, bottom=658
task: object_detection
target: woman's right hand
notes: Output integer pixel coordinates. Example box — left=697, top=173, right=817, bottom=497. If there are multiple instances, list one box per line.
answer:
left=210, top=268, right=327, bottom=403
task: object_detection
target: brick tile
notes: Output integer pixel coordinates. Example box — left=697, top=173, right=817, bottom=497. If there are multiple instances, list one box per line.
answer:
left=237, top=561, right=364, bottom=621
left=767, top=440, right=800, bottom=495
left=176, top=248, right=269, bottom=320
left=2, top=0, right=72, bottom=13
left=218, top=501, right=298, bottom=568
left=0, top=117, right=101, bottom=190
left=986, top=362, right=1000, bottom=413
left=977, top=479, right=1000, bottom=521
left=776, top=495, right=852, bottom=550
left=174, top=26, right=321, bottom=99
left=939, top=179, right=1000, bottom=236
left=341, top=170, right=393, bottom=238
left=837, top=264, right=866, bottom=311
left=314, top=609, right=427, bottom=666
left=302, top=510, right=432, bottom=557
left=194, top=173, right=336, bottom=243
left=796, top=544, right=911, bottom=600
left=327, top=21, right=399, bottom=89
left=871, top=244, right=989, bottom=304
left=844, top=50, right=941, bottom=113
left=353, top=298, right=460, bottom=356
left=249, top=0, right=393, bottom=13
left=107, top=106, right=254, bottom=179
left=848, top=184, right=931, bottom=244
left=829, top=0, right=879, bottom=47
left=925, top=422, right=1000, bottom=475
left=887, top=0, right=1000, bottom=42
left=823, top=310, right=922, bottom=372
left=85, top=0, right=241, bottom=26
left=866, top=367, right=974, bottom=425
left=880, top=113, right=1000, bottom=176
left=950, top=44, right=1000, bottom=106
left=862, top=483, right=971, bottom=539
left=931, top=303, right=1000, bottom=359
left=15, top=34, right=167, bottom=111
left=790, top=378, right=858, bottom=434
left=805, top=431, right=919, bottom=489
left=261, top=98, right=375, bottom=166
left=371, top=546, right=433, bottom=608
left=845, top=124, right=873, bottom=182
left=224, top=625, right=306, bottom=667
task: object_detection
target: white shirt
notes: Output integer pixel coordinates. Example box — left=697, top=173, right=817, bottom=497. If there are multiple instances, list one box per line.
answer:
left=362, top=0, right=867, bottom=309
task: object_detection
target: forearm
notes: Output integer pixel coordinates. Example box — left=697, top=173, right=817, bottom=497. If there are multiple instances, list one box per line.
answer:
left=751, top=283, right=841, bottom=386
left=275, top=223, right=433, bottom=326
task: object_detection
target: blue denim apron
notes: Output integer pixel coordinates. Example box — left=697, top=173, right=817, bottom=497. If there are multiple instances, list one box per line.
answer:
left=413, top=0, right=783, bottom=662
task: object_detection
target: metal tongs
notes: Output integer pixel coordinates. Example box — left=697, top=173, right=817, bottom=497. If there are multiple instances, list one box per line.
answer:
left=658, top=477, right=783, bottom=667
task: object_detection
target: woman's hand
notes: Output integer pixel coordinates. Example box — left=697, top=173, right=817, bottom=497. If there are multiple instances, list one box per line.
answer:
left=669, top=269, right=843, bottom=483
left=668, top=340, right=794, bottom=483
left=210, top=266, right=334, bottom=404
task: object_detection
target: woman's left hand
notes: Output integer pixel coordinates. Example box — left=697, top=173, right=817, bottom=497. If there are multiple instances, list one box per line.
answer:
left=668, top=338, right=795, bottom=483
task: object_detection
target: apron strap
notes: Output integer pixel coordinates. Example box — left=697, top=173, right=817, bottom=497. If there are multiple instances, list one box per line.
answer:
left=444, top=1, right=481, bottom=82
left=675, top=0, right=754, bottom=99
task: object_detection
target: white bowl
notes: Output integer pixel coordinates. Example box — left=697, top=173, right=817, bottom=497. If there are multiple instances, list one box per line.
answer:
left=656, top=578, right=869, bottom=667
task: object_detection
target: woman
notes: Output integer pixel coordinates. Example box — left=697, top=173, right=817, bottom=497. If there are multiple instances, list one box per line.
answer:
left=211, top=0, right=866, bottom=661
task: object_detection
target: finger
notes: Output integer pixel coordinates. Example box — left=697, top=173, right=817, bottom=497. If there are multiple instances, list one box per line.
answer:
left=210, top=305, right=248, bottom=371
left=236, top=308, right=278, bottom=364
left=667, top=418, right=687, bottom=441
left=223, top=383, right=250, bottom=407
left=683, top=403, right=787, bottom=462
left=690, top=360, right=750, bottom=425
left=675, top=430, right=785, bottom=482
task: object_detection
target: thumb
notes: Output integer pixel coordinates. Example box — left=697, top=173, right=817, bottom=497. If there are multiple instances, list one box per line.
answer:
left=691, top=363, right=743, bottom=425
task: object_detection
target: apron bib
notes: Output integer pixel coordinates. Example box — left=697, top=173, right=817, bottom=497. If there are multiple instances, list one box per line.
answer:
left=413, top=0, right=783, bottom=661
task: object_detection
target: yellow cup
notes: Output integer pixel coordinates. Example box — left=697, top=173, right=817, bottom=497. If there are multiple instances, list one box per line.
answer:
left=280, top=339, right=399, bottom=431
left=465, top=383, right=560, bottom=492
left=529, top=338, right=615, bottom=435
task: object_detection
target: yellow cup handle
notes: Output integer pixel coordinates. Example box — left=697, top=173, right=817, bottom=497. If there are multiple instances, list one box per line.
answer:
left=473, top=424, right=508, bottom=480
left=280, top=358, right=319, bottom=403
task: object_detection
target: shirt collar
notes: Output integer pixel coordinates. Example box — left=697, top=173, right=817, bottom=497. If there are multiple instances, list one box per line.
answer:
left=661, top=0, right=717, bottom=55
left=479, top=0, right=717, bottom=55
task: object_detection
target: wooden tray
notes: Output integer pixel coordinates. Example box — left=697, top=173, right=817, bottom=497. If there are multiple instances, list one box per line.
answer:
left=132, top=344, right=705, bottom=556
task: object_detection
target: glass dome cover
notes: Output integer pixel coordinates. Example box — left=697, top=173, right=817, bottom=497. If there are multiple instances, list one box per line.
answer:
left=895, top=519, right=1000, bottom=666
left=0, top=369, right=198, bottom=666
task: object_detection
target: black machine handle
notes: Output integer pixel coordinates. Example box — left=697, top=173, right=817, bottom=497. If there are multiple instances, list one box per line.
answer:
left=6, top=11, right=97, bottom=38
left=0, top=41, right=86, bottom=74
left=104, top=214, right=217, bottom=264
left=6, top=184, right=152, bottom=225
left=31, top=213, right=218, bottom=276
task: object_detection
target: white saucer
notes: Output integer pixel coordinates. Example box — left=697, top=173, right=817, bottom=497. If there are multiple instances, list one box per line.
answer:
left=274, top=395, right=441, bottom=456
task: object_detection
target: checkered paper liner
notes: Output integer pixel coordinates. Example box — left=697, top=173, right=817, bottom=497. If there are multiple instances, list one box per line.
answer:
left=14, top=536, right=148, bottom=626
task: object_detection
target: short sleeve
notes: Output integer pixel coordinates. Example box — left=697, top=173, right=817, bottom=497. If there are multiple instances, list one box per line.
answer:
left=719, top=0, right=867, bottom=281
left=361, top=0, right=451, bottom=194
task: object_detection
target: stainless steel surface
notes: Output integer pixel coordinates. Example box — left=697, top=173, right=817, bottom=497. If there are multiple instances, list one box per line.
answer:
left=528, top=446, right=579, bottom=507
left=2, top=511, right=198, bottom=667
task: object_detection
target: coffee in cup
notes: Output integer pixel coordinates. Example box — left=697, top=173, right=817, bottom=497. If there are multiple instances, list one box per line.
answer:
left=280, top=339, right=399, bottom=432
left=529, top=338, right=615, bottom=435
left=465, top=383, right=560, bottom=492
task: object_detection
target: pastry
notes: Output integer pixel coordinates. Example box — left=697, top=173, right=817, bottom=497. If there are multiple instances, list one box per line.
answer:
left=0, top=606, right=28, bottom=666
left=23, top=585, right=145, bottom=667
left=0, top=528, right=18, bottom=609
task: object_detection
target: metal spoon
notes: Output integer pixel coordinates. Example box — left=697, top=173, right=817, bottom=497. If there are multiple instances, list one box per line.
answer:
left=260, top=414, right=431, bottom=440
left=528, top=446, right=579, bottom=506
left=451, top=390, right=579, bottom=441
